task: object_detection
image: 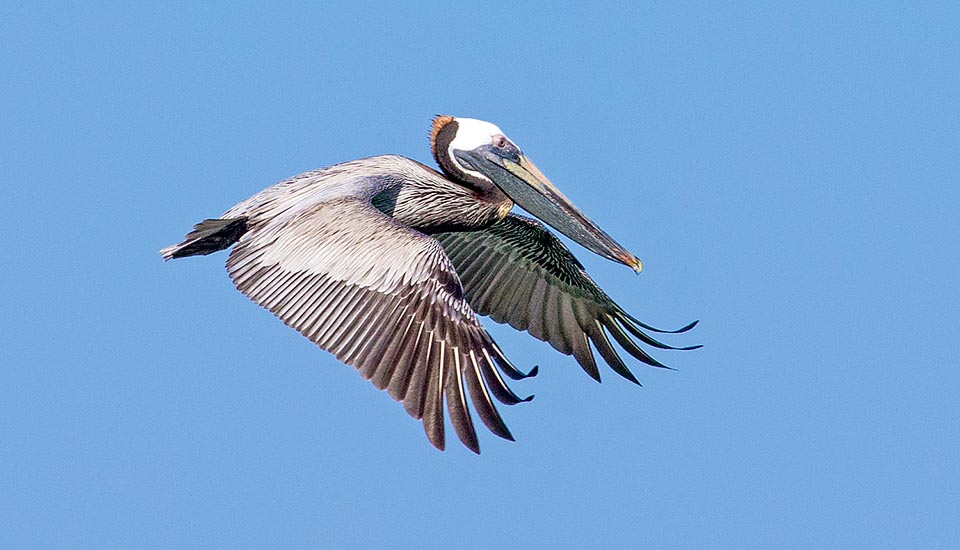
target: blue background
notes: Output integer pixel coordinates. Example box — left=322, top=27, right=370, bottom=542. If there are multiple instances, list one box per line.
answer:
left=3, top=2, right=958, bottom=548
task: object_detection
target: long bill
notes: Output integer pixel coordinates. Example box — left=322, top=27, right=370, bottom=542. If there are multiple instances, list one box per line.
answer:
left=457, top=148, right=643, bottom=272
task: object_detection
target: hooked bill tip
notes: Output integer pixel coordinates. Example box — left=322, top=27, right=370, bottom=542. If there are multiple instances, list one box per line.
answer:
left=624, top=255, right=643, bottom=273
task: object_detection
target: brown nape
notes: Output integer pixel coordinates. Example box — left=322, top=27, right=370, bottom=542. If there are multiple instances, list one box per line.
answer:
left=430, top=115, right=461, bottom=179
left=430, top=115, right=456, bottom=154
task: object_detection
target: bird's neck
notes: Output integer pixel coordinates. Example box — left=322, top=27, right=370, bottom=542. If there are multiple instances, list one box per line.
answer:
left=372, top=171, right=512, bottom=234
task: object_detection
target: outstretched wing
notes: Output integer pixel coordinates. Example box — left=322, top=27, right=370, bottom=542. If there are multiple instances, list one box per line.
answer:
left=435, top=214, right=698, bottom=384
left=227, top=198, right=533, bottom=453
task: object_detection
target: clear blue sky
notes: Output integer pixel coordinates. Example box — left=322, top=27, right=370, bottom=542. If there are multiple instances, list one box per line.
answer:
left=2, top=2, right=957, bottom=549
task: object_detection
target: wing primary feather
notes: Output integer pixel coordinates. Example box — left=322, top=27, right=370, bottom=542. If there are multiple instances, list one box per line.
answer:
left=616, top=312, right=704, bottom=351
left=328, top=292, right=386, bottom=357
left=225, top=247, right=262, bottom=282
left=488, top=340, right=539, bottom=381
left=303, top=283, right=358, bottom=343
left=313, top=287, right=365, bottom=347
left=571, top=301, right=603, bottom=382
left=466, top=350, right=514, bottom=441
left=229, top=264, right=267, bottom=294
left=620, top=311, right=700, bottom=335
left=422, top=341, right=446, bottom=451
left=478, top=348, right=531, bottom=406
left=554, top=295, right=580, bottom=355
left=515, top=278, right=541, bottom=337
left=389, top=320, right=427, bottom=405
left=351, top=298, right=406, bottom=378
left=517, top=271, right=545, bottom=335
left=605, top=316, right=673, bottom=370
left=484, top=264, right=523, bottom=324
left=401, top=330, right=434, bottom=419
left=269, top=271, right=313, bottom=318
left=341, top=292, right=403, bottom=362
left=605, top=316, right=676, bottom=370
left=235, top=260, right=279, bottom=294
left=264, top=270, right=306, bottom=309
left=570, top=330, right=600, bottom=382
left=592, top=320, right=641, bottom=385
left=445, top=348, right=480, bottom=453
left=501, top=269, right=539, bottom=331
left=283, top=275, right=329, bottom=327
left=252, top=269, right=296, bottom=308
left=333, top=289, right=387, bottom=350
left=371, top=306, right=416, bottom=387
left=465, top=254, right=510, bottom=313
left=444, top=326, right=479, bottom=449
left=540, top=284, right=570, bottom=354
left=301, top=282, right=354, bottom=342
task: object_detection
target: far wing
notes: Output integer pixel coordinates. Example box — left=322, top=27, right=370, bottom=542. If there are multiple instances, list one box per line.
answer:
left=434, top=214, right=698, bottom=384
left=227, top=198, right=532, bottom=453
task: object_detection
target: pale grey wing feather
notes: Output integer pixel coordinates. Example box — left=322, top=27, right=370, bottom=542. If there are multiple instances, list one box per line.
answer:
left=435, top=214, right=700, bottom=384
left=226, top=198, right=530, bottom=453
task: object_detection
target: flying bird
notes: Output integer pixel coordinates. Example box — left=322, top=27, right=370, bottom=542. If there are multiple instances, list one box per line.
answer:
left=161, top=116, right=698, bottom=453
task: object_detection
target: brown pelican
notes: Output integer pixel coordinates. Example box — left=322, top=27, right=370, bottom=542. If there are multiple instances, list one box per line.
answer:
left=161, top=115, right=698, bottom=453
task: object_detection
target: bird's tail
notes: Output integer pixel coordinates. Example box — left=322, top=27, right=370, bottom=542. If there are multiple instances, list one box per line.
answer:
left=160, top=217, right=248, bottom=260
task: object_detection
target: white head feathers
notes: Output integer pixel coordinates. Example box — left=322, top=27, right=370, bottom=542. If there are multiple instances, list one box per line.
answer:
left=448, top=118, right=505, bottom=151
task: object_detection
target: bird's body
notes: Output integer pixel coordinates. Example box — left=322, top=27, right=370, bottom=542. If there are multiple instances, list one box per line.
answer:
left=162, top=116, right=697, bottom=452
left=224, top=155, right=511, bottom=236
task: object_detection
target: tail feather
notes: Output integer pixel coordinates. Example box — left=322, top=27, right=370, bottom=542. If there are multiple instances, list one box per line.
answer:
left=160, top=217, right=248, bottom=260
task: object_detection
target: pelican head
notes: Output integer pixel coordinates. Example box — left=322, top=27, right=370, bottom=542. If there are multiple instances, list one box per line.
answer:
left=431, top=115, right=643, bottom=272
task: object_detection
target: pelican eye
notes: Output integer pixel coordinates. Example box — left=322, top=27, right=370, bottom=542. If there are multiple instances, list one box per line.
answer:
left=494, top=135, right=508, bottom=148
